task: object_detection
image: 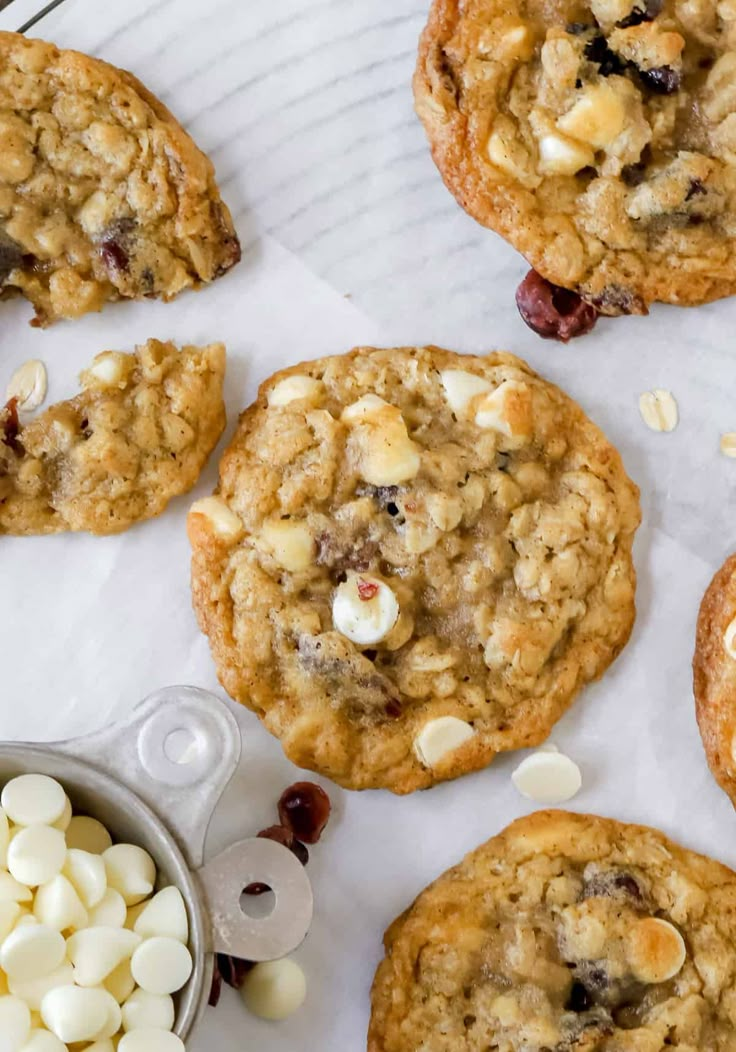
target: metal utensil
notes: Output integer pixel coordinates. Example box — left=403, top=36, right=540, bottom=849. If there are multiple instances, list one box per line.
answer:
left=0, top=686, right=313, bottom=1041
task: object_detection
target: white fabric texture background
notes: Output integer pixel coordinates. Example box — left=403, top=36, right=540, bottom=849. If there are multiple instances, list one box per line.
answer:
left=0, top=1, right=734, bottom=1048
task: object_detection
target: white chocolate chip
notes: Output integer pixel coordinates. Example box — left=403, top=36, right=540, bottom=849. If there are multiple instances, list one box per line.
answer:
left=0, top=925, right=66, bottom=982
left=538, top=132, right=595, bottom=175
left=33, top=875, right=88, bottom=932
left=267, top=375, right=323, bottom=407
left=132, top=887, right=188, bottom=945
left=67, top=927, right=141, bottom=988
left=721, top=432, right=736, bottom=457
left=340, top=393, right=388, bottom=424
left=63, top=850, right=106, bottom=909
left=83, top=352, right=128, bottom=389
left=130, top=938, right=192, bottom=996
left=103, top=846, right=156, bottom=907
left=121, top=989, right=174, bottom=1033
left=342, top=395, right=421, bottom=486
left=626, top=917, right=686, bottom=983
left=0, top=904, right=23, bottom=942
left=5, top=360, right=47, bottom=414
left=0, top=995, right=30, bottom=1051
left=8, top=961, right=74, bottom=1012
left=240, top=958, right=306, bottom=1021
left=724, top=616, right=736, bottom=659
left=638, top=389, right=678, bottom=432
left=475, top=381, right=532, bottom=439
left=557, top=82, right=626, bottom=148
left=332, top=573, right=399, bottom=645
left=92, top=993, right=122, bottom=1040
left=118, top=1030, right=184, bottom=1052
left=104, top=958, right=136, bottom=1005
left=65, top=817, right=112, bottom=855
left=41, top=986, right=116, bottom=1044
left=89, top=889, right=127, bottom=929
left=511, top=750, right=582, bottom=804
left=413, top=717, right=475, bottom=768
left=259, top=519, right=314, bottom=573
left=0, top=874, right=32, bottom=905
left=1, top=777, right=66, bottom=828
left=18, top=1030, right=67, bottom=1052
left=187, top=496, right=244, bottom=544
left=8, top=827, right=66, bottom=888
left=52, top=796, right=72, bottom=833
left=0, top=808, right=9, bottom=870
left=439, top=370, right=492, bottom=416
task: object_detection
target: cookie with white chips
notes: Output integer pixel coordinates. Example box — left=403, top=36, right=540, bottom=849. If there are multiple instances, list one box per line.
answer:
left=188, top=346, right=640, bottom=793
left=369, top=811, right=732, bottom=1052
left=693, top=552, right=736, bottom=808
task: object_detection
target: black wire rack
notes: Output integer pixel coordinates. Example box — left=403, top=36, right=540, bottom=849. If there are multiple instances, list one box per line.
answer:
left=0, top=0, right=71, bottom=33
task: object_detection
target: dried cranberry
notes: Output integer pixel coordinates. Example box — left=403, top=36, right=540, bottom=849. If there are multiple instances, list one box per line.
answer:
left=616, top=0, right=662, bottom=27
left=257, top=824, right=309, bottom=866
left=2, top=398, right=23, bottom=454
left=384, top=699, right=403, bottom=719
left=566, top=980, right=594, bottom=1013
left=357, top=578, right=379, bottom=601
left=98, top=218, right=136, bottom=275
left=686, top=178, right=707, bottom=200
left=515, top=270, right=599, bottom=342
left=278, top=782, right=331, bottom=845
left=216, top=953, right=254, bottom=990
left=584, top=35, right=625, bottom=76
left=0, top=230, right=25, bottom=285
left=639, top=65, right=680, bottom=93
left=622, top=162, right=647, bottom=187
left=242, top=882, right=271, bottom=896
left=208, top=958, right=222, bottom=1006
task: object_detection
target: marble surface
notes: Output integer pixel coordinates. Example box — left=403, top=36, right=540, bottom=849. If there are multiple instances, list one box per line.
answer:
left=1, top=0, right=736, bottom=1048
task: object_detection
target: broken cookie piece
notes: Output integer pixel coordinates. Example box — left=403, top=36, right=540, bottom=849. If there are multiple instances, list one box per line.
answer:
left=0, top=32, right=240, bottom=326
left=0, top=339, right=226, bottom=535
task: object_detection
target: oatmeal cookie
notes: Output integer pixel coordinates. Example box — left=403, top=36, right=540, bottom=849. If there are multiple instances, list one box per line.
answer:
left=414, top=0, right=736, bottom=313
left=693, top=552, right=736, bottom=808
left=188, top=345, right=640, bottom=793
left=0, top=32, right=240, bottom=326
left=369, top=810, right=736, bottom=1052
left=0, top=339, right=226, bottom=535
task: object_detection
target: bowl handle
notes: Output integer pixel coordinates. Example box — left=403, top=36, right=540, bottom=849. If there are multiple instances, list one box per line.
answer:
left=51, top=686, right=240, bottom=870
left=196, top=837, right=313, bottom=961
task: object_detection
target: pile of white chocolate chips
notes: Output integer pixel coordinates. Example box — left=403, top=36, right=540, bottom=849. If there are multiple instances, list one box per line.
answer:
left=0, top=774, right=191, bottom=1052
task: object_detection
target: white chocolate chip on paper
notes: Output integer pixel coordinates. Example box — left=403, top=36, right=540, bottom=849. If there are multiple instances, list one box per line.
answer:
left=721, top=433, right=736, bottom=458
left=5, top=360, right=47, bottom=413
left=240, top=958, right=307, bottom=1021
left=332, top=573, right=399, bottom=645
left=511, top=749, right=582, bottom=804
left=638, top=389, right=678, bottom=432
left=414, top=717, right=475, bottom=768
